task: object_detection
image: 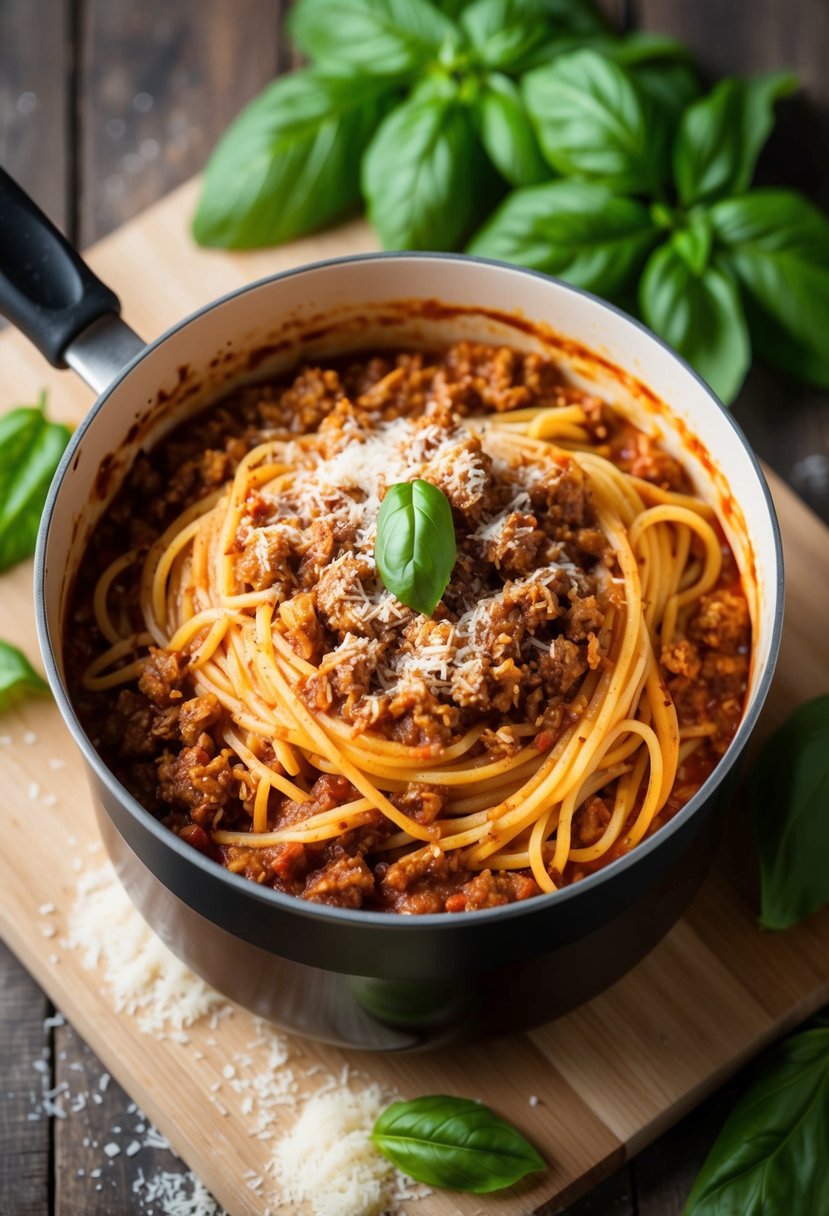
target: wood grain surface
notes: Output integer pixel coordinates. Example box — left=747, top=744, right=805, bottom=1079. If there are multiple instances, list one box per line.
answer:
left=0, top=181, right=827, bottom=1216
left=1, top=2, right=828, bottom=1213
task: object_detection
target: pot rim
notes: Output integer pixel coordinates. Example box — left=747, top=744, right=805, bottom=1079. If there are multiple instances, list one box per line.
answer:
left=34, top=250, right=785, bottom=933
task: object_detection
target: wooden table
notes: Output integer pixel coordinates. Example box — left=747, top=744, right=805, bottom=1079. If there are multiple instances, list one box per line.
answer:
left=1, top=3, right=827, bottom=1213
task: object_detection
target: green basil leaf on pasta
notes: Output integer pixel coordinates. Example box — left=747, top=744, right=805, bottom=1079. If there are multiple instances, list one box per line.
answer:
left=288, top=0, right=458, bottom=79
left=0, top=394, right=70, bottom=572
left=750, top=695, right=829, bottom=930
left=474, top=74, right=549, bottom=186
left=685, top=1026, right=829, bottom=1215
left=362, top=76, right=498, bottom=250
left=673, top=72, right=797, bottom=207
left=639, top=240, right=750, bottom=403
left=710, top=190, right=829, bottom=389
left=468, top=180, right=657, bottom=297
left=0, top=641, right=48, bottom=712
left=522, top=49, right=668, bottom=193
left=192, top=70, right=392, bottom=249
left=375, top=480, right=456, bottom=616
left=372, top=1094, right=545, bottom=1192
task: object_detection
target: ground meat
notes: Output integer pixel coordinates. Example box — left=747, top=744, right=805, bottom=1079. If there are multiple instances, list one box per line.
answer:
left=138, top=648, right=188, bottom=708
left=237, top=525, right=297, bottom=594
left=528, top=461, right=591, bottom=526
left=540, top=637, right=587, bottom=695
left=689, top=589, right=751, bottom=650
left=484, top=512, right=549, bottom=575
left=574, top=796, right=611, bottom=847
left=612, top=430, right=688, bottom=492
left=303, top=855, right=376, bottom=907
left=314, top=556, right=376, bottom=636
left=178, top=694, right=222, bottom=746
left=392, top=783, right=447, bottom=825
left=661, top=639, right=702, bottom=680
left=157, top=744, right=235, bottom=820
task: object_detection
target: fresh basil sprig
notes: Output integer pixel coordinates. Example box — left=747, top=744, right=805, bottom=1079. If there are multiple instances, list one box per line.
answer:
left=473, top=60, right=823, bottom=402
left=685, top=1025, right=829, bottom=1215
left=0, top=394, right=70, bottom=572
left=193, top=0, right=829, bottom=404
left=372, top=1094, right=545, bottom=1192
left=375, top=480, right=456, bottom=617
left=750, top=695, right=829, bottom=931
left=0, top=641, right=48, bottom=712
left=194, top=0, right=692, bottom=252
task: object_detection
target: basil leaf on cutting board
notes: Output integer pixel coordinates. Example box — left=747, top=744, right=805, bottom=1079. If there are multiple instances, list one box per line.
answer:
left=750, top=695, right=829, bottom=931
left=0, top=394, right=70, bottom=572
left=673, top=72, right=797, bottom=207
left=711, top=190, right=829, bottom=388
left=0, top=641, right=48, bottom=712
left=288, top=0, right=458, bottom=80
left=468, top=179, right=657, bottom=298
left=192, top=69, right=393, bottom=249
left=362, top=75, right=497, bottom=251
left=372, top=1094, right=545, bottom=1192
left=375, top=480, right=456, bottom=617
left=639, top=239, right=750, bottom=403
left=685, top=1026, right=829, bottom=1216
left=522, top=49, right=668, bottom=193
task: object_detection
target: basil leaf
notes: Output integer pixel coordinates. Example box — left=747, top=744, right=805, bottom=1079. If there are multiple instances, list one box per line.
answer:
left=711, top=190, right=829, bottom=389
left=0, top=641, right=48, bottom=712
left=475, top=74, right=549, bottom=186
left=537, top=0, right=608, bottom=37
left=523, top=49, right=668, bottom=193
left=362, top=76, right=497, bottom=250
left=192, top=70, right=392, bottom=249
left=372, top=1094, right=545, bottom=1192
left=606, top=31, right=693, bottom=67
left=685, top=1026, right=829, bottom=1215
left=288, top=0, right=458, bottom=79
left=459, top=0, right=551, bottom=73
left=639, top=240, right=750, bottom=403
left=674, top=72, right=797, bottom=207
left=469, top=180, right=657, bottom=298
left=749, top=695, right=829, bottom=931
left=375, top=480, right=456, bottom=616
left=0, top=395, right=70, bottom=572
left=631, top=60, right=702, bottom=121
left=672, top=210, right=713, bottom=276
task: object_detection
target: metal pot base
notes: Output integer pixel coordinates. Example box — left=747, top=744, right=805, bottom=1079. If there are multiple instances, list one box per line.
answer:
left=96, top=799, right=717, bottom=1052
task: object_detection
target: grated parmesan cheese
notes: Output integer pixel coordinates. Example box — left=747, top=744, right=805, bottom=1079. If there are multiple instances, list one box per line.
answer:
left=272, top=1084, right=429, bottom=1216
left=65, top=864, right=225, bottom=1036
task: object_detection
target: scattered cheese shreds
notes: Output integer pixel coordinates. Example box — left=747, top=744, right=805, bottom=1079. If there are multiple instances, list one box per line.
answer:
left=132, top=1167, right=224, bottom=1216
left=272, top=1084, right=428, bottom=1216
left=65, top=864, right=225, bottom=1035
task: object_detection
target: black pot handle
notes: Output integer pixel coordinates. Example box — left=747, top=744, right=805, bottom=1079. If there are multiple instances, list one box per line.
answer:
left=0, top=165, right=122, bottom=368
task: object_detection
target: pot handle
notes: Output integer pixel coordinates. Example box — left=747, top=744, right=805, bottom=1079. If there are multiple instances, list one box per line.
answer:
left=0, top=166, right=145, bottom=393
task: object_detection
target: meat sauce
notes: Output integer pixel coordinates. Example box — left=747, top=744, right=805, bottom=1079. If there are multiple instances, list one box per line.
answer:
left=65, top=344, right=751, bottom=914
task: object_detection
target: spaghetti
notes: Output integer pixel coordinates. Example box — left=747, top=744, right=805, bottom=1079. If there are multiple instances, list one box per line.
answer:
left=70, top=343, right=751, bottom=913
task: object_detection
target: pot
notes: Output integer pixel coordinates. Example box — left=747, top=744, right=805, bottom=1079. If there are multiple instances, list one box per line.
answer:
left=0, top=168, right=783, bottom=1050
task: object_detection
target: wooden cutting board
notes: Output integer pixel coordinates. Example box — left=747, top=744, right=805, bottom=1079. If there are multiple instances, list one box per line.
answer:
left=1, top=179, right=828, bottom=1215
